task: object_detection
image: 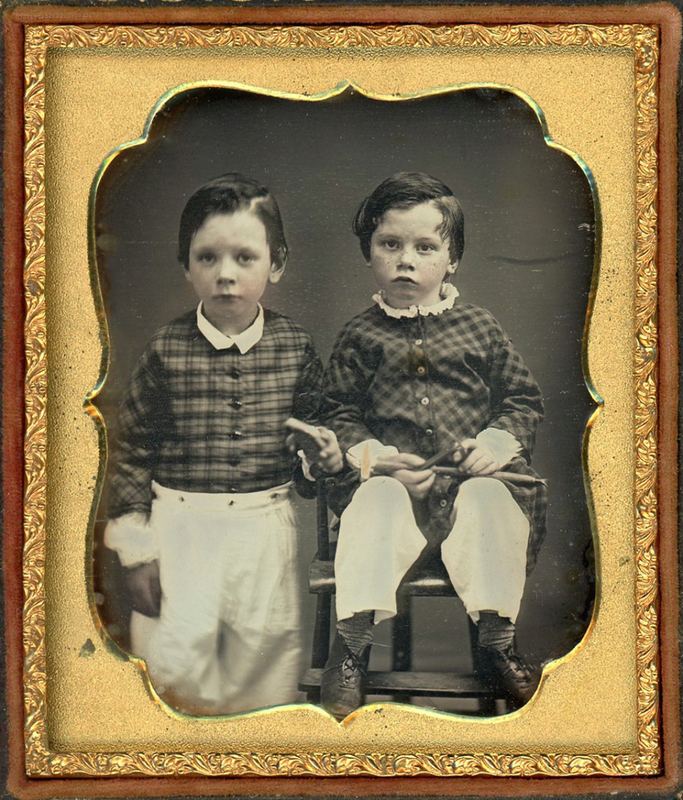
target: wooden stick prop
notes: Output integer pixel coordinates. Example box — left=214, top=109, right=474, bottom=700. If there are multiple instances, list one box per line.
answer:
left=432, top=466, right=547, bottom=485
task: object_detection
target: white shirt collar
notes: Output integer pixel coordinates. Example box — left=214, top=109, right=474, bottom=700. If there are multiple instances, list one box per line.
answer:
left=196, top=303, right=264, bottom=353
left=372, top=282, right=459, bottom=319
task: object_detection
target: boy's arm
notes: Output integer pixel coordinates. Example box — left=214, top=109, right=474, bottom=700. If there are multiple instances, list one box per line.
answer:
left=487, top=331, right=544, bottom=461
left=107, top=347, right=166, bottom=520
left=319, top=326, right=379, bottom=455
left=290, top=340, right=326, bottom=498
left=291, top=340, right=324, bottom=425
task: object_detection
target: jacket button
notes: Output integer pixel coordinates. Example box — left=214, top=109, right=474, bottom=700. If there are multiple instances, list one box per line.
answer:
left=415, top=339, right=423, bottom=346
left=417, top=366, right=426, bottom=375
left=440, top=499, right=448, bottom=508
left=230, top=430, right=242, bottom=440
left=426, top=428, right=434, bottom=435
left=230, top=368, right=241, bottom=379
left=420, top=397, right=430, bottom=406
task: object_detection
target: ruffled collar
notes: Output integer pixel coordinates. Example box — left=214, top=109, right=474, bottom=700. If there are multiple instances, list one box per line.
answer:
left=372, top=282, right=459, bottom=319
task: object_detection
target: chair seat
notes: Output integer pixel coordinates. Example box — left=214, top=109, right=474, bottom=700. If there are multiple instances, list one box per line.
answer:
left=309, top=556, right=457, bottom=597
left=299, top=668, right=490, bottom=697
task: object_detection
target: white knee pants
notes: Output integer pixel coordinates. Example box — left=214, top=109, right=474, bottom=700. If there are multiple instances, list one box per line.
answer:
left=130, top=481, right=302, bottom=716
left=335, top=476, right=529, bottom=624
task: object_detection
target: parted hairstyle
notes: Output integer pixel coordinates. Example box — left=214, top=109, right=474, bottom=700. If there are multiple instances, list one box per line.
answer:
left=177, top=173, right=288, bottom=271
left=352, top=172, right=465, bottom=265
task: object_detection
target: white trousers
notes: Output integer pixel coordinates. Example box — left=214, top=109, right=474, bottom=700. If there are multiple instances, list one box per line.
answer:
left=335, top=476, right=530, bottom=624
left=130, top=481, right=302, bottom=716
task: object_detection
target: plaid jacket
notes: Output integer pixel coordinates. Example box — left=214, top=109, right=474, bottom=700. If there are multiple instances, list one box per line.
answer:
left=320, top=301, right=547, bottom=570
left=107, top=308, right=322, bottom=518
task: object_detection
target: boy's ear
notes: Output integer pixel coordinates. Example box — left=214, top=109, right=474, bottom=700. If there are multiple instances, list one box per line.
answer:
left=183, top=266, right=192, bottom=281
left=269, top=258, right=286, bottom=285
left=447, top=260, right=459, bottom=275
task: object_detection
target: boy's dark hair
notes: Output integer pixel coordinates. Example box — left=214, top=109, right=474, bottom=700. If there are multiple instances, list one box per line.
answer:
left=352, top=172, right=465, bottom=264
left=178, top=173, right=288, bottom=270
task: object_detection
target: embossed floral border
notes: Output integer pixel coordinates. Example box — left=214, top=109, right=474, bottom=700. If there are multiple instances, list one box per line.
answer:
left=21, top=23, right=659, bottom=778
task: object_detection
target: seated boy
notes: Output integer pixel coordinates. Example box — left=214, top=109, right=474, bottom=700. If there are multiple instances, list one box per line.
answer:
left=319, top=172, right=547, bottom=719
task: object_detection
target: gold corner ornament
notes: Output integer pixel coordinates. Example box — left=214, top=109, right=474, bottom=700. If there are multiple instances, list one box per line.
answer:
left=22, top=23, right=660, bottom=777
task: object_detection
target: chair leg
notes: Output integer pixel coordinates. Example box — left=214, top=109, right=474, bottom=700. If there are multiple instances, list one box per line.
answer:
left=392, top=594, right=412, bottom=703
left=467, top=616, right=499, bottom=715
left=311, top=593, right=331, bottom=669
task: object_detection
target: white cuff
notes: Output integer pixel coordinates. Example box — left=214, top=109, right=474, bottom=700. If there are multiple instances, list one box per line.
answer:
left=475, top=428, right=521, bottom=468
left=298, top=449, right=316, bottom=482
left=104, top=512, right=158, bottom=568
left=346, top=439, right=399, bottom=479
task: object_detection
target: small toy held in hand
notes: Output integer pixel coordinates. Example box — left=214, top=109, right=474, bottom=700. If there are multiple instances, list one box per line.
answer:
left=285, top=418, right=329, bottom=459
left=372, top=441, right=466, bottom=477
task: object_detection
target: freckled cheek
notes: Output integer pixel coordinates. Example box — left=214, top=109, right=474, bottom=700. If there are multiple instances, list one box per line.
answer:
left=373, top=255, right=393, bottom=272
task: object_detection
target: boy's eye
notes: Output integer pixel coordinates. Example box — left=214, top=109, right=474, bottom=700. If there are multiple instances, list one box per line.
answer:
left=196, top=251, right=215, bottom=264
left=383, top=239, right=400, bottom=250
left=237, top=251, right=257, bottom=265
left=417, top=243, right=436, bottom=253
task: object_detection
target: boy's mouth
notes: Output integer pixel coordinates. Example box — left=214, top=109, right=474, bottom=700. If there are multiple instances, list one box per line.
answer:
left=393, top=277, right=417, bottom=284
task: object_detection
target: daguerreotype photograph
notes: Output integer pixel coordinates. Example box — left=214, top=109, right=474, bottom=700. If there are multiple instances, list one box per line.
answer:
left=93, top=86, right=595, bottom=721
left=6, top=7, right=677, bottom=793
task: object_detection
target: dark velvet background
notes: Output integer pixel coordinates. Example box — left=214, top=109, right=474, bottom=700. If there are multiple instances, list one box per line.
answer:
left=93, top=86, right=595, bottom=712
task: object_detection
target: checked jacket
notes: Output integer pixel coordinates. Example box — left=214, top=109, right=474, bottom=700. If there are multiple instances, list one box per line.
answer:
left=320, top=300, right=548, bottom=571
left=107, top=308, right=322, bottom=519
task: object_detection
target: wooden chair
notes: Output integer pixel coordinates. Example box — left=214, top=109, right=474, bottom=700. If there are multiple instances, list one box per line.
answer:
left=299, top=479, right=503, bottom=714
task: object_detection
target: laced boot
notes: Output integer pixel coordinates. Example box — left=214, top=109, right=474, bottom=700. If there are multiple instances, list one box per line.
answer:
left=477, top=643, right=539, bottom=708
left=320, top=633, right=371, bottom=720
left=475, top=611, right=539, bottom=709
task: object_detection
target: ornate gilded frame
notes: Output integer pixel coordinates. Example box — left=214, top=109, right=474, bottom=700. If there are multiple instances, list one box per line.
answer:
left=4, top=4, right=680, bottom=796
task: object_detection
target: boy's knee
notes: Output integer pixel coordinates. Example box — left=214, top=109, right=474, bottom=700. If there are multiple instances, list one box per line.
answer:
left=456, top=477, right=512, bottom=510
left=356, top=475, right=411, bottom=507
left=458, top=477, right=510, bottom=502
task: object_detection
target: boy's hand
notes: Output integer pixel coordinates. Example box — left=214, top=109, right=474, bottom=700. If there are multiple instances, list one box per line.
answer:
left=285, top=419, right=344, bottom=474
left=375, top=452, right=435, bottom=500
left=454, top=438, right=501, bottom=476
left=125, top=560, right=162, bottom=618
left=313, top=427, right=344, bottom=474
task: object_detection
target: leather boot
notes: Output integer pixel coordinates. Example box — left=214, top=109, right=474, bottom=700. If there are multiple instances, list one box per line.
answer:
left=320, top=633, right=371, bottom=720
left=476, top=643, right=540, bottom=709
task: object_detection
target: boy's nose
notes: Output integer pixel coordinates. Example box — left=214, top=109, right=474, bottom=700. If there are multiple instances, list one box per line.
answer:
left=398, top=249, right=417, bottom=269
left=216, top=258, right=238, bottom=282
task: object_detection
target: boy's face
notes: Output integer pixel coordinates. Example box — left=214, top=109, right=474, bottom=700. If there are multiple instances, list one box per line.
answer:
left=369, top=201, right=456, bottom=309
left=186, top=210, right=283, bottom=335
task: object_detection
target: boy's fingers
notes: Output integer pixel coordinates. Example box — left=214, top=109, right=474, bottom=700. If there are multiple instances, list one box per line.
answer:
left=453, top=439, right=477, bottom=463
left=399, top=468, right=433, bottom=483
left=478, top=463, right=499, bottom=476
left=374, top=457, right=409, bottom=473
left=399, top=453, right=427, bottom=467
left=411, top=472, right=436, bottom=498
left=413, top=469, right=436, bottom=484
left=461, top=448, right=493, bottom=472
left=421, top=472, right=436, bottom=490
left=461, top=453, right=484, bottom=471
left=319, top=428, right=338, bottom=445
